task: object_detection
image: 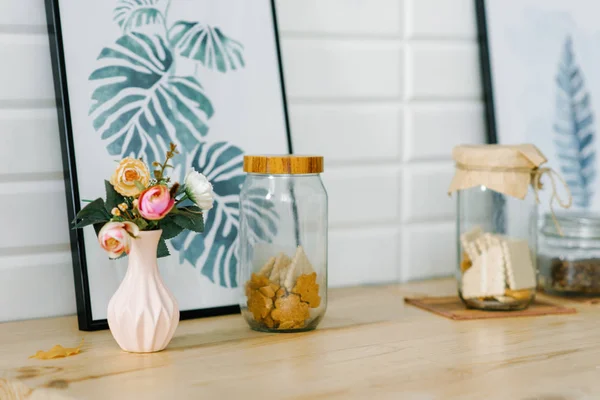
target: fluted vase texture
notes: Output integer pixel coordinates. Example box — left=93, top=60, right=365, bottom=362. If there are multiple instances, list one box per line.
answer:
left=107, top=230, right=179, bottom=353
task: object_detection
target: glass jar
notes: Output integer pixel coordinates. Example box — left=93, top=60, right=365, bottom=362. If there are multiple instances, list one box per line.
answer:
left=449, top=144, right=554, bottom=311
left=457, top=187, right=537, bottom=310
left=239, top=155, right=327, bottom=332
left=538, top=212, right=600, bottom=296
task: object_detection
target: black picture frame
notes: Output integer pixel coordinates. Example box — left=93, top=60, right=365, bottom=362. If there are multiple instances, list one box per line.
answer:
left=475, top=0, right=498, bottom=145
left=45, top=0, right=293, bottom=331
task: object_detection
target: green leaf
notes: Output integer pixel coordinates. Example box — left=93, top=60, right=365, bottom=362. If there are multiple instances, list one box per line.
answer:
left=72, top=198, right=111, bottom=228
left=136, top=218, right=149, bottom=230
left=158, top=216, right=184, bottom=239
left=157, top=236, right=170, bottom=258
left=105, top=180, right=125, bottom=211
left=75, top=198, right=106, bottom=218
left=173, top=209, right=204, bottom=233
left=73, top=217, right=109, bottom=230
left=93, top=222, right=105, bottom=237
left=180, top=205, right=202, bottom=213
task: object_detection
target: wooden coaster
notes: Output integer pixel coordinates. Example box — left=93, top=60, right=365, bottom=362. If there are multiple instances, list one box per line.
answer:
left=537, top=290, right=600, bottom=305
left=404, top=296, right=576, bottom=320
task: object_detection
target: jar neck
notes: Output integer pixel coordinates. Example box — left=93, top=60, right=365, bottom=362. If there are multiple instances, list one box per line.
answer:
left=541, top=234, right=600, bottom=249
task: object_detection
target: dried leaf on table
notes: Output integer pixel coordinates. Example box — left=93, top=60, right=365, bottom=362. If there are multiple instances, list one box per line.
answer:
left=29, top=339, right=84, bottom=360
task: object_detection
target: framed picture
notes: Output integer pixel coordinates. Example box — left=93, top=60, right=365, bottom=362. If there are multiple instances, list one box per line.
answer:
left=45, top=0, right=292, bottom=330
left=477, top=0, right=599, bottom=212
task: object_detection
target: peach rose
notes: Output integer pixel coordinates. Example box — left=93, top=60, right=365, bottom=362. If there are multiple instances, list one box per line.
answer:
left=98, top=221, right=139, bottom=259
left=137, top=185, right=175, bottom=220
left=110, top=157, right=150, bottom=197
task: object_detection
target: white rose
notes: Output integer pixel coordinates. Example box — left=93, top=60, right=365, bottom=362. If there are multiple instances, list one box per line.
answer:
left=184, top=169, right=215, bottom=210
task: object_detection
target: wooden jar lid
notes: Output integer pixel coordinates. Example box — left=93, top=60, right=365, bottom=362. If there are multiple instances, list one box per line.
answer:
left=243, top=155, right=324, bottom=174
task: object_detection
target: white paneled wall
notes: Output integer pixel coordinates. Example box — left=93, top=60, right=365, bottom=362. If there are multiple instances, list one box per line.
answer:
left=0, top=0, right=485, bottom=322
left=0, top=0, right=76, bottom=323
left=280, top=0, right=485, bottom=286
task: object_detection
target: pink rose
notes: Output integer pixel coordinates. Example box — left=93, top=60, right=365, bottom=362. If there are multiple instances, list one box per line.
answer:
left=137, top=185, right=175, bottom=220
left=98, top=221, right=140, bottom=259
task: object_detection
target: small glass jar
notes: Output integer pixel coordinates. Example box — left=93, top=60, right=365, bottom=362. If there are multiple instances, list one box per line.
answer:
left=457, top=187, right=537, bottom=310
left=239, top=155, right=327, bottom=332
left=538, top=212, right=600, bottom=296
left=449, top=144, right=551, bottom=311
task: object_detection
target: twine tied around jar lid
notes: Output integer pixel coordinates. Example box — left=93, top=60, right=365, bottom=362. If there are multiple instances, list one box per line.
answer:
left=448, top=144, right=572, bottom=235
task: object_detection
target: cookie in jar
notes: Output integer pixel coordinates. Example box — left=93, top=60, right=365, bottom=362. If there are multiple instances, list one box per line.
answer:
left=244, top=246, right=324, bottom=331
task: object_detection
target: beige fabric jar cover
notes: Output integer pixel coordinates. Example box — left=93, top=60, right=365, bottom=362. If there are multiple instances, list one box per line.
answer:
left=449, top=144, right=572, bottom=303
left=448, top=144, right=572, bottom=225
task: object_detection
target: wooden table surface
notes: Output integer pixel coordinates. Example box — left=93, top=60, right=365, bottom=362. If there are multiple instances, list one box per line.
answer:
left=0, top=278, right=599, bottom=400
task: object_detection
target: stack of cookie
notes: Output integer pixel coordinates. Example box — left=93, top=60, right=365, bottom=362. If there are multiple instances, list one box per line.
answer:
left=245, top=246, right=321, bottom=330
left=460, top=227, right=536, bottom=301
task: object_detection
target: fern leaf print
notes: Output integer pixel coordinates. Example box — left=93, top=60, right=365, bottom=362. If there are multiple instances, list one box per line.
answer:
left=553, top=35, right=596, bottom=208
left=87, top=0, right=273, bottom=288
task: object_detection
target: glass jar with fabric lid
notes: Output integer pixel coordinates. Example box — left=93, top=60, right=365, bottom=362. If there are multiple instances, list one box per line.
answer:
left=239, top=155, right=327, bottom=332
left=448, top=144, right=572, bottom=311
left=538, top=212, right=600, bottom=296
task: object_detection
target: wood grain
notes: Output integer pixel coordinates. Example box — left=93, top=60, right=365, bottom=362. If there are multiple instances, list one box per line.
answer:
left=243, top=155, right=324, bottom=174
left=0, top=278, right=598, bottom=399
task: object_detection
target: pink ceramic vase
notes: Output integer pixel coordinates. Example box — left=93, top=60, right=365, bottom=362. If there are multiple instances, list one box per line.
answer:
left=107, top=230, right=179, bottom=353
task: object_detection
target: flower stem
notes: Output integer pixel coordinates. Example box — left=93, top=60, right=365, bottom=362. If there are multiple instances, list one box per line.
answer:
left=177, top=193, right=189, bottom=203
left=155, top=143, right=178, bottom=181
left=124, top=209, right=135, bottom=221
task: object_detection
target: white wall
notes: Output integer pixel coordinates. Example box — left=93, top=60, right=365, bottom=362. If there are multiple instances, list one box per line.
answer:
left=278, top=0, right=485, bottom=285
left=0, top=0, right=485, bottom=321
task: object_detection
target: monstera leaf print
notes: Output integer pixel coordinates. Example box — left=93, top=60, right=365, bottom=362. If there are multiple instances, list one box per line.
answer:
left=114, top=0, right=165, bottom=33
left=89, top=32, right=214, bottom=166
left=171, top=142, right=278, bottom=288
left=92, top=1, right=255, bottom=288
left=169, top=21, right=245, bottom=72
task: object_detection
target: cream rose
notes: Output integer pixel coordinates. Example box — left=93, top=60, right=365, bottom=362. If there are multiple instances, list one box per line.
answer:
left=184, top=169, right=215, bottom=210
left=110, top=157, right=150, bottom=197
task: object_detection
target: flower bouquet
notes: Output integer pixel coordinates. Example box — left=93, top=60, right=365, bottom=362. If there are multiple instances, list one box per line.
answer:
left=72, top=143, right=214, bottom=353
left=73, top=142, right=214, bottom=258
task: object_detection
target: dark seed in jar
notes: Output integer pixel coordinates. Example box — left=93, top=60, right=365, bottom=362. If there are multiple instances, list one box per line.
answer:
left=549, top=258, right=600, bottom=293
